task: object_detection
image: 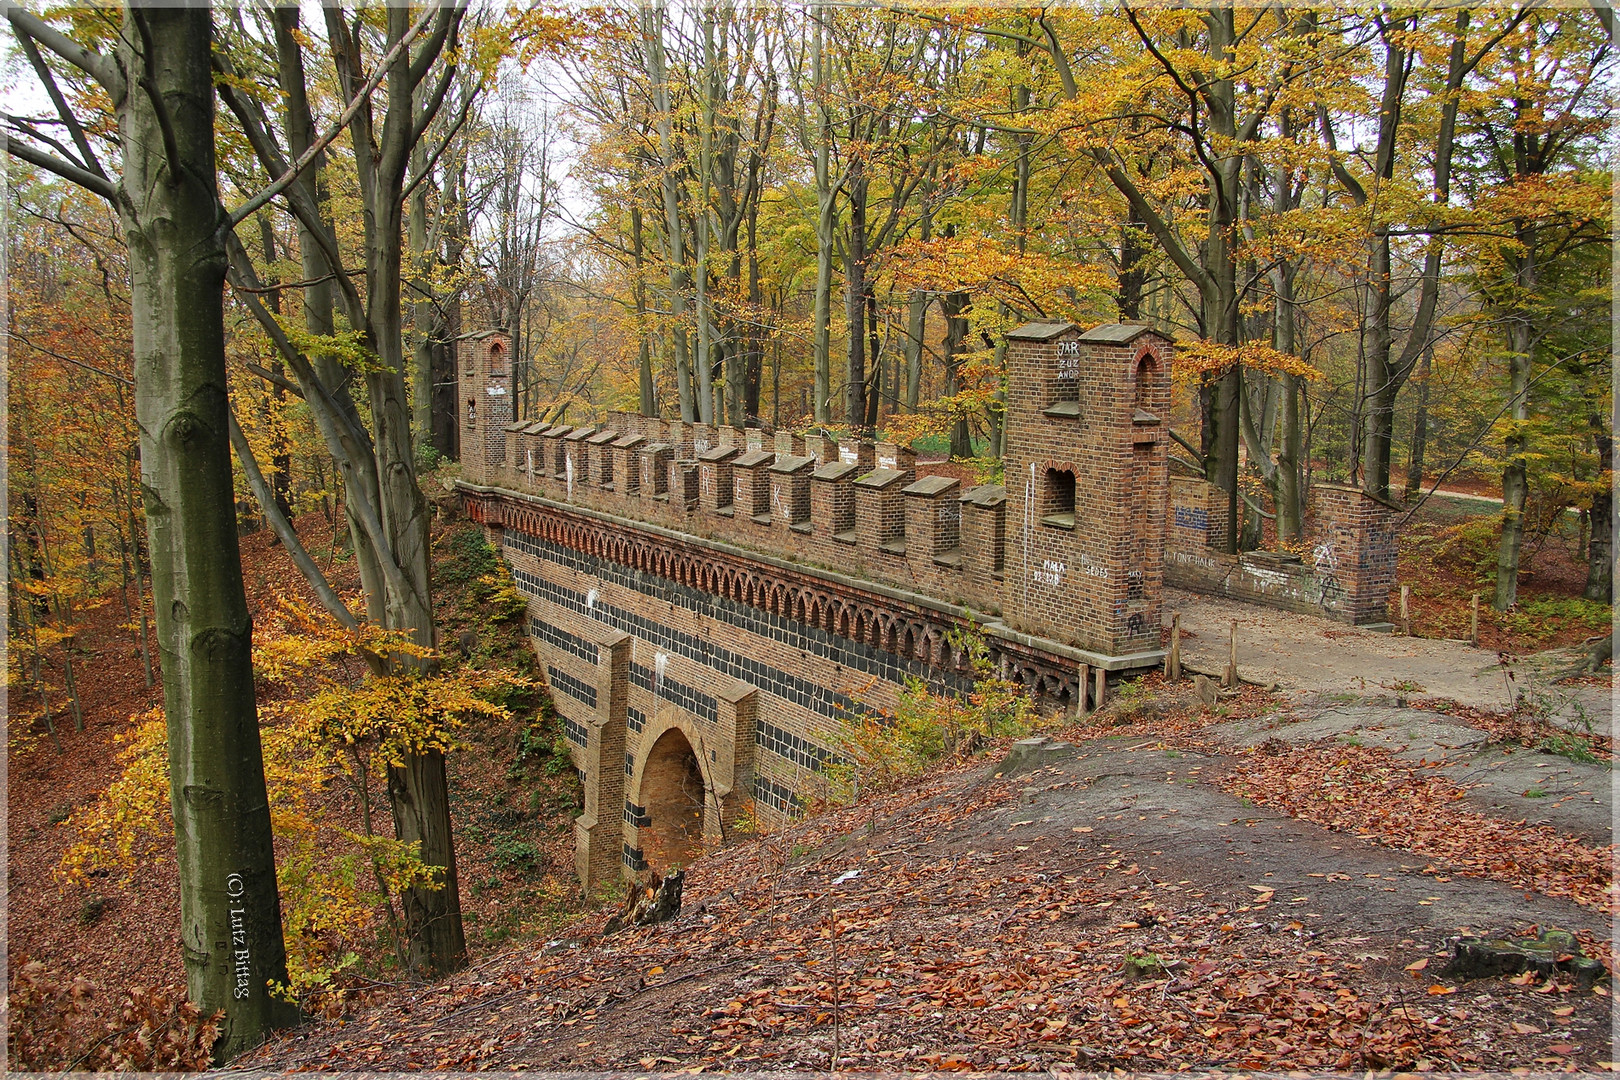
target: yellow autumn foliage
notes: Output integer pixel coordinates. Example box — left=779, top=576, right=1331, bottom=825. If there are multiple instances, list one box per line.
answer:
left=60, top=595, right=532, bottom=1000
left=1173, top=340, right=1325, bottom=383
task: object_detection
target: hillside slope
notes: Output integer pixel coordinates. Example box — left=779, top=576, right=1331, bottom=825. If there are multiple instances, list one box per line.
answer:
left=239, top=683, right=1612, bottom=1073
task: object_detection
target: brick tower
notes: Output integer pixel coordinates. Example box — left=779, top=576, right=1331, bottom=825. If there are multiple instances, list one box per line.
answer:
left=1001, top=321, right=1173, bottom=660
left=457, top=330, right=512, bottom=483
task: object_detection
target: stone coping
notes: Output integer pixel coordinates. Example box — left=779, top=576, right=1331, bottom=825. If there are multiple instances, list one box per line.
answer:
left=768, top=454, right=816, bottom=475
left=853, top=467, right=909, bottom=490
left=812, top=461, right=860, bottom=482
left=903, top=475, right=960, bottom=498
left=733, top=449, right=775, bottom=468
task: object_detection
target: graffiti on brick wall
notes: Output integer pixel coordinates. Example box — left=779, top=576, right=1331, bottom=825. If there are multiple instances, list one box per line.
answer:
left=1033, top=559, right=1065, bottom=586
left=1174, top=505, right=1208, bottom=530
left=1312, top=541, right=1345, bottom=607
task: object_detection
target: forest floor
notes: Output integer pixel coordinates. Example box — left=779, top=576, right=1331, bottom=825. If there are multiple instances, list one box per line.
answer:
left=7, top=513, right=593, bottom=1070
left=234, top=677, right=1614, bottom=1073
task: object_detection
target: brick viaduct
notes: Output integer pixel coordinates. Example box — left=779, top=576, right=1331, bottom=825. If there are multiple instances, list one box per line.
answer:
left=455, top=323, right=1395, bottom=890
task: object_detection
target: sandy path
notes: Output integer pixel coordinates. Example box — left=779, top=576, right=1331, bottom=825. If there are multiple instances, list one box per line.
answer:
left=1162, top=589, right=1612, bottom=736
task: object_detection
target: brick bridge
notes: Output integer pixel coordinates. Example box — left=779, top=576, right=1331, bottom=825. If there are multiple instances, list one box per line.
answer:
left=456, top=322, right=1394, bottom=889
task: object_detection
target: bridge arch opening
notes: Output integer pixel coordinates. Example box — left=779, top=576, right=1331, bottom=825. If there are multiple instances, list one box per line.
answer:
left=639, top=728, right=707, bottom=871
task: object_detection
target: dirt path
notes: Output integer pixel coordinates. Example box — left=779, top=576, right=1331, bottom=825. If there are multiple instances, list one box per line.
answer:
left=1163, top=589, right=1612, bottom=737
left=241, top=683, right=1613, bottom=1074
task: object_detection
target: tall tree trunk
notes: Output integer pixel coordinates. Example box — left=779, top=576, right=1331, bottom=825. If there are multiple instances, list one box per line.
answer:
left=903, top=290, right=927, bottom=411
left=1493, top=243, right=1535, bottom=611
left=350, top=5, right=467, bottom=974
left=1403, top=347, right=1432, bottom=501
left=1585, top=421, right=1612, bottom=602
left=863, top=285, right=881, bottom=429
left=119, top=6, right=295, bottom=1058
left=631, top=206, right=657, bottom=416
left=844, top=161, right=868, bottom=429
left=743, top=200, right=764, bottom=423
left=809, top=4, right=835, bottom=424
left=942, top=290, right=971, bottom=458
left=643, top=3, right=694, bottom=420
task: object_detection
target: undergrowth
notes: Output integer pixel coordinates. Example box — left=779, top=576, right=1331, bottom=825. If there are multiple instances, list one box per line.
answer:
left=831, top=627, right=1038, bottom=793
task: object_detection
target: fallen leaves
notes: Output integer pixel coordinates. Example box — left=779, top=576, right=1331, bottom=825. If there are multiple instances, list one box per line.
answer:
left=1221, top=743, right=1614, bottom=912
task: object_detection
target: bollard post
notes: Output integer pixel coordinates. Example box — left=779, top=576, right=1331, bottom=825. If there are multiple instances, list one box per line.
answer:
left=1223, top=619, right=1238, bottom=689
left=1166, top=613, right=1182, bottom=681
left=1470, top=592, right=1480, bottom=646
left=1400, top=584, right=1411, bottom=636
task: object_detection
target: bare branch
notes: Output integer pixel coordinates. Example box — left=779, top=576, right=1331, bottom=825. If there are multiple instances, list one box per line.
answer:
left=227, top=409, right=359, bottom=629
left=225, top=4, right=437, bottom=229
left=5, top=137, right=118, bottom=201
left=14, top=30, right=109, bottom=184
left=4, top=6, right=125, bottom=99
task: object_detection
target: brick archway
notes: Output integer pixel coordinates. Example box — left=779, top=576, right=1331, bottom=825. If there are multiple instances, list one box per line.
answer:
left=628, top=712, right=722, bottom=874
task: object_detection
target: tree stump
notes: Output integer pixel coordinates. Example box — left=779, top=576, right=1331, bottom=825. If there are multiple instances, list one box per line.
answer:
left=604, top=868, right=685, bottom=933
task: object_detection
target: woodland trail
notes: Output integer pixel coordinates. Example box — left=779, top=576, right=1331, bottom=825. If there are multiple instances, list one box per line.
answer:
left=1164, top=589, right=1613, bottom=737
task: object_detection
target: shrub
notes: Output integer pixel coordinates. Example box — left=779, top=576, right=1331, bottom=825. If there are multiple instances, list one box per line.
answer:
left=836, top=627, right=1035, bottom=789
left=492, top=835, right=542, bottom=873
left=1506, top=595, right=1611, bottom=643
left=1431, top=518, right=1500, bottom=580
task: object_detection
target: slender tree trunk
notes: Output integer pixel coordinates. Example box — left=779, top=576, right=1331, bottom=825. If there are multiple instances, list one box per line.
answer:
left=843, top=162, right=868, bottom=429
left=631, top=207, right=657, bottom=417
left=643, top=3, right=693, bottom=420
left=942, top=290, right=971, bottom=458
left=809, top=4, right=835, bottom=424
left=1585, top=422, right=1612, bottom=602
left=744, top=202, right=764, bottom=423
left=863, top=285, right=881, bottom=429
left=119, top=6, right=295, bottom=1057
left=1403, top=346, right=1432, bottom=501
left=1493, top=244, right=1535, bottom=611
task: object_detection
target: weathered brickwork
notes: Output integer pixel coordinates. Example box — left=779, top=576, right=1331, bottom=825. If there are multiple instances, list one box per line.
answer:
left=459, top=332, right=512, bottom=474
left=1165, top=474, right=1398, bottom=625
left=1000, top=322, right=1172, bottom=659
left=457, top=323, right=1175, bottom=887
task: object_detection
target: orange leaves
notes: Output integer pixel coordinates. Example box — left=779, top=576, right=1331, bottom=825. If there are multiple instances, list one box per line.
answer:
left=1222, top=743, right=1614, bottom=912
left=888, top=236, right=1113, bottom=325
left=1174, top=340, right=1324, bottom=383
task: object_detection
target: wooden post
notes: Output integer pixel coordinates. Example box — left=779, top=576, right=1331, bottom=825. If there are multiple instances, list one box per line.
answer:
left=1077, top=662, right=1091, bottom=716
left=1223, top=619, right=1238, bottom=688
left=1166, top=613, right=1182, bottom=681
left=1470, top=592, right=1480, bottom=646
left=1092, top=665, right=1106, bottom=709
left=1400, top=585, right=1411, bottom=636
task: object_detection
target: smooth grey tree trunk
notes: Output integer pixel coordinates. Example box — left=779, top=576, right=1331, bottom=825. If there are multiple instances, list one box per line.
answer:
left=642, top=3, right=695, bottom=421
left=1403, top=348, right=1432, bottom=501
left=809, top=4, right=836, bottom=424
left=116, top=6, right=297, bottom=1059
left=1494, top=242, right=1535, bottom=611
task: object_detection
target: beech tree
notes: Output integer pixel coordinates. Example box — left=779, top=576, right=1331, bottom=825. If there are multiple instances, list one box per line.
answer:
left=213, top=2, right=473, bottom=976
left=4, top=4, right=296, bottom=1058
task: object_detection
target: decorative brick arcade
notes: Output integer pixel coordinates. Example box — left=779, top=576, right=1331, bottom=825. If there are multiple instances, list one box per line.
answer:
left=456, top=325, right=1174, bottom=890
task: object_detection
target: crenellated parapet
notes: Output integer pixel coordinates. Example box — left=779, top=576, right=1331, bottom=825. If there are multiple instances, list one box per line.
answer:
left=456, top=326, right=1176, bottom=666
left=467, top=407, right=1015, bottom=617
